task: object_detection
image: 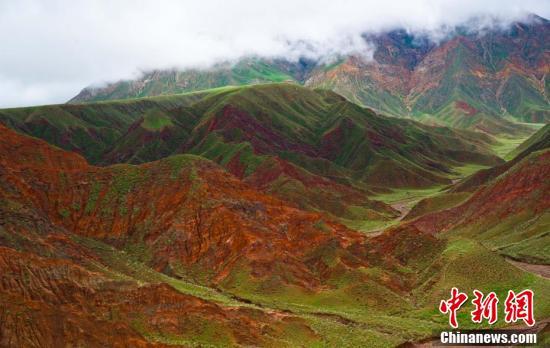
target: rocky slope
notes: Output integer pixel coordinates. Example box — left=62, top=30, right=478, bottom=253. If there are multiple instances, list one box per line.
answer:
left=0, top=123, right=384, bottom=346
left=307, top=15, right=550, bottom=127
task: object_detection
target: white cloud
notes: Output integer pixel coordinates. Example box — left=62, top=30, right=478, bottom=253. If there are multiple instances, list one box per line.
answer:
left=0, top=0, right=548, bottom=107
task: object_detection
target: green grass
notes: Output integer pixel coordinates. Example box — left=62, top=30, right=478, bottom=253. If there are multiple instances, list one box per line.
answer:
left=490, top=123, right=543, bottom=160
left=141, top=110, right=174, bottom=131
left=132, top=315, right=235, bottom=347
left=69, top=58, right=299, bottom=104
left=343, top=218, right=398, bottom=233
left=215, top=256, right=450, bottom=342
left=304, top=315, right=402, bottom=348
left=371, top=186, right=445, bottom=205
left=404, top=192, right=471, bottom=220
left=70, top=233, right=442, bottom=347
left=492, top=135, right=532, bottom=160
left=408, top=237, right=549, bottom=327
left=341, top=186, right=446, bottom=232
left=451, top=163, right=491, bottom=177
left=506, top=123, right=549, bottom=160
left=370, top=186, right=447, bottom=216
left=457, top=210, right=550, bottom=265
left=191, top=133, right=268, bottom=175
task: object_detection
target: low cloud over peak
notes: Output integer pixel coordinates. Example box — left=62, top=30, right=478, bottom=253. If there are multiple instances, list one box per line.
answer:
left=0, top=0, right=548, bottom=107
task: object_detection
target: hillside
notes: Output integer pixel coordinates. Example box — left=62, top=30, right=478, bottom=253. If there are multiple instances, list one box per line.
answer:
left=69, top=58, right=314, bottom=103
left=2, top=3, right=549, bottom=347
left=0, top=84, right=504, bottom=223
left=507, top=123, right=550, bottom=159
left=452, top=123, right=550, bottom=192
left=2, top=121, right=548, bottom=347
left=0, top=123, right=391, bottom=346
left=406, top=139, right=550, bottom=264
left=307, top=17, right=549, bottom=132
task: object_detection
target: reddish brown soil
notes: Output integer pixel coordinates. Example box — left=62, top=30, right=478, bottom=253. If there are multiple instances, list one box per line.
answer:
left=0, top=247, right=313, bottom=347
left=408, top=150, right=550, bottom=234
left=455, top=101, right=478, bottom=116
left=2, top=123, right=370, bottom=345
left=0, top=124, right=373, bottom=290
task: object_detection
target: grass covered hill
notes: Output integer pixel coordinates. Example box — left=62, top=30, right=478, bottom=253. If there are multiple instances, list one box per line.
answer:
left=403, top=126, right=550, bottom=265
left=306, top=16, right=550, bottom=126
left=69, top=58, right=314, bottom=103
left=0, top=83, right=504, bottom=222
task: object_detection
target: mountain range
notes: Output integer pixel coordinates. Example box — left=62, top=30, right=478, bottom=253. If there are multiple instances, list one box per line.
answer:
left=0, top=13, right=549, bottom=348
left=1, top=84, right=504, bottom=223
left=70, top=15, right=549, bottom=133
left=1, top=101, right=548, bottom=346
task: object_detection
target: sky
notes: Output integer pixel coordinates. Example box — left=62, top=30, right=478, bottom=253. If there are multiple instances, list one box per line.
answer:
left=0, top=0, right=548, bottom=108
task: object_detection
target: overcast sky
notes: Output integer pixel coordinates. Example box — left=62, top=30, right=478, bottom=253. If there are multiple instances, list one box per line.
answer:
left=0, top=0, right=548, bottom=108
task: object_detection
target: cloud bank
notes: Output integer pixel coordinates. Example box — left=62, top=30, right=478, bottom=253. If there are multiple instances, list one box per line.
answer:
left=0, top=0, right=548, bottom=107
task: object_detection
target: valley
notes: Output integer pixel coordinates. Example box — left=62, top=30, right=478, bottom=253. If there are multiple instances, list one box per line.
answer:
left=0, top=10, right=548, bottom=347
left=0, top=83, right=548, bottom=346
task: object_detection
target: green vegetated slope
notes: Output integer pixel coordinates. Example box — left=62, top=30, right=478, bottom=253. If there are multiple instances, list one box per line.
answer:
left=0, top=90, right=212, bottom=163
left=0, top=83, right=505, bottom=224
left=507, top=123, right=550, bottom=159
left=366, top=128, right=550, bottom=338
left=69, top=58, right=311, bottom=103
left=453, top=123, right=550, bottom=193
left=404, top=126, right=550, bottom=265
left=399, top=125, right=548, bottom=223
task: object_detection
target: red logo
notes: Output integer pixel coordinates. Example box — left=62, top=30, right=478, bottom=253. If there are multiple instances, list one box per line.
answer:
left=504, top=289, right=535, bottom=327
left=471, top=290, right=499, bottom=325
left=439, top=287, right=468, bottom=328
left=439, top=288, right=535, bottom=328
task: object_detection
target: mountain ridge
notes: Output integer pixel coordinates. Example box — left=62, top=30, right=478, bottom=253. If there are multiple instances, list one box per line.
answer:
left=1, top=83, right=506, bottom=223
left=69, top=16, right=550, bottom=130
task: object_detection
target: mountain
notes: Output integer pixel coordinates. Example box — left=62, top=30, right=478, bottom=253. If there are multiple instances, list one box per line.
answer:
left=411, top=149, right=549, bottom=264
left=306, top=15, right=550, bottom=127
left=69, top=16, right=549, bottom=132
left=2, top=118, right=548, bottom=347
left=0, top=122, right=370, bottom=292
left=403, top=126, right=550, bottom=264
left=0, top=83, right=504, bottom=223
left=364, top=127, right=550, bottom=321
left=451, top=123, right=550, bottom=192
left=0, top=123, right=392, bottom=346
left=69, top=58, right=314, bottom=103
left=0, top=123, right=332, bottom=346
left=2, top=15, right=549, bottom=346
left=507, top=123, right=550, bottom=159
